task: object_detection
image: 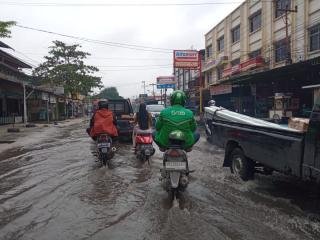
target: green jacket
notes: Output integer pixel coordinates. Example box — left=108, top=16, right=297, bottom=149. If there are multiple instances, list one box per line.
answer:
left=155, top=105, right=197, bottom=149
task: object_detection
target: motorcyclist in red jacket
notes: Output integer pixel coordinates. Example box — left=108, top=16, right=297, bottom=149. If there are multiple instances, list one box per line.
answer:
left=86, top=100, right=118, bottom=140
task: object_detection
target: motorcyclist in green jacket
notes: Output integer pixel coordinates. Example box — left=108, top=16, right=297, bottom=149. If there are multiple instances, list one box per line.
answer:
left=153, top=90, right=200, bottom=150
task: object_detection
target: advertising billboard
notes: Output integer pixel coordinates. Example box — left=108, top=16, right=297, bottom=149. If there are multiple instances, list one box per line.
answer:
left=173, top=50, right=199, bottom=69
left=156, top=76, right=176, bottom=89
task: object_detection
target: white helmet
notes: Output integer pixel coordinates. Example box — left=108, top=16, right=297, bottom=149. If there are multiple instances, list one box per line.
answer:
left=208, top=100, right=216, bottom=106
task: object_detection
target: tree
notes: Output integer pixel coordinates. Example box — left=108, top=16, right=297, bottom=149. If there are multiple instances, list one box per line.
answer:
left=97, top=87, right=123, bottom=99
left=0, top=21, right=16, bottom=38
left=33, top=41, right=102, bottom=96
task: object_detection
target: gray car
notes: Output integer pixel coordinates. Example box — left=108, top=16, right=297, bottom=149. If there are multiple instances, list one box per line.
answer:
left=146, top=104, right=165, bottom=127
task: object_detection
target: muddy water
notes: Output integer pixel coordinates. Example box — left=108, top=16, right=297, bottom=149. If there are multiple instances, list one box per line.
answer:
left=0, top=123, right=319, bottom=240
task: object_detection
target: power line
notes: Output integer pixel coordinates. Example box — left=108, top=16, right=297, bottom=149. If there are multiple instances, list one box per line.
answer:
left=96, top=64, right=171, bottom=68
left=0, top=1, right=250, bottom=7
left=15, top=52, right=171, bottom=61
left=14, top=50, right=41, bottom=65
left=15, top=25, right=172, bottom=53
left=98, top=66, right=172, bottom=71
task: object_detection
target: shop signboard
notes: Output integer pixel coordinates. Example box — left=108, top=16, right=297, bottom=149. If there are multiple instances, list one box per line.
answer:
left=53, top=86, right=64, bottom=95
left=42, top=92, right=49, bottom=101
left=156, top=76, right=176, bottom=89
left=240, top=56, right=264, bottom=71
left=157, top=84, right=175, bottom=89
left=222, top=57, right=265, bottom=78
left=222, top=67, right=232, bottom=78
left=210, top=84, right=232, bottom=96
left=173, top=50, right=199, bottom=69
left=50, top=96, right=57, bottom=104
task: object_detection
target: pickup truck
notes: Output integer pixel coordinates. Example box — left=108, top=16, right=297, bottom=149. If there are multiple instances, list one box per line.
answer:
left=107, top=99, right=134, bottom=140
left=204, top=97, right=320, bottom=182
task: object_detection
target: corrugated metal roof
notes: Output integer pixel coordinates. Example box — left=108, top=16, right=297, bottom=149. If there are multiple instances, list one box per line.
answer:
left=0, top=49, right=32, bottom=69
left=0, top=41, right=13, bottom=49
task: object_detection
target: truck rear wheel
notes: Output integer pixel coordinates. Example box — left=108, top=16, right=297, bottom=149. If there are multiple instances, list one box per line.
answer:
left=230, top=148, right=254, bottom=181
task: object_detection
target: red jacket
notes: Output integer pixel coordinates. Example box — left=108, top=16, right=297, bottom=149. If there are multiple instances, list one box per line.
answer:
left=90, top=109, right=118, bottom=137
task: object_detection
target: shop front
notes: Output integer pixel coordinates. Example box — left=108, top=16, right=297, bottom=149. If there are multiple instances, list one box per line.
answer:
left=209, top=84, right=233, bottom=110
left=0, top=79, right=24, bottom=125
left=225, top=56, right=320, bottom=120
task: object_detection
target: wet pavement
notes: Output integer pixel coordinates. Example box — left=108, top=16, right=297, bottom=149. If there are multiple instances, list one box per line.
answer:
left=0, top=121, right=320, bottom=240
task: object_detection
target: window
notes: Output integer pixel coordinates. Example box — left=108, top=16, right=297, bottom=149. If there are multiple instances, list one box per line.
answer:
left=274, top=39, right=289, bottom=62
left=249, top=10, right=261, bottom=33
left=206, top=44, right=213, bottom=58
left=248, top=49, right=261, bottom=58
left=231, top=25, right=240, bottom=43
left=217, top=36, right=224, bottom=52
left=231, top=58, right=240, bottom=66
left=217, top=67, right=223, bottom=80
left=206, top=71, right=212, bottom=84
left=108, top=103, right=126, bottom=112
left=309, top=24, right=320, bottom=52
left=275, top=0, right=291, bottom=18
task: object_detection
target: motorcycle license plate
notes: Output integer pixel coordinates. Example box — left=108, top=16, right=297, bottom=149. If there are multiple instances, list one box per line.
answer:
left=165, top=161, right=187, bottom=171
left=101, top=148, right=108, bottom=153
left=98, top=142, right=110, bottom=148
left=140, top=144, right=151, bottom=150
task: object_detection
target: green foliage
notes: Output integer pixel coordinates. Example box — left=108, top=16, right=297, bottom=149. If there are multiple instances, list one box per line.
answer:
left=33, top=41, right=102, bottom=95
left=97, top=87, right=123, bottom=99
left=0, top=21, right=16, bottom=38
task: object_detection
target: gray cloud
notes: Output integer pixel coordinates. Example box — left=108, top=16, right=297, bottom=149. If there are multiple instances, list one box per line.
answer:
left=0, top=0, right=240, bottom=97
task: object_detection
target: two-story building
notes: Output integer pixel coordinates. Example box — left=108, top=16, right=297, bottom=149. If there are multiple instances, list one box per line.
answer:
left=203, top=0, right=320, bottom=118
left=0, top=41, right=32, bottom=125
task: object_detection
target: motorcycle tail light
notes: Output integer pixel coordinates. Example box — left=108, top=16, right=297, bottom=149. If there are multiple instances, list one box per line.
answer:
left=136, top=135, right=153, bottom=144
left=99, top=135, right=108, bottom=141
left=167, top=149, right=180, bottom=157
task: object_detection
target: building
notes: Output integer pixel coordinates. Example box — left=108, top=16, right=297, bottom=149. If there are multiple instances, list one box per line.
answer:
left=27, top=85, right=66, bottom=122
left=203, top=0, right=320, bottom=118
left=174, top=49, right=205, bottom=113
left=0, top=42, right=32, bottom=125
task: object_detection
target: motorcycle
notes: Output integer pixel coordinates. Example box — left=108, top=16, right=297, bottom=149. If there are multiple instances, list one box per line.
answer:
left=160, top=130, right=189, bottom=201
left=96, top=134, right=117, bottom=167
left=134, top=129, right=155, bottom=163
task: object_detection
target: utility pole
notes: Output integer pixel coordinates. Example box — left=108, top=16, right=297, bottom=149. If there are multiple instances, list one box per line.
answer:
left=142, top=81, right=146, bottom=94
left=149, top=83, right=156, bottom=99
left=277, top=3, right=298, bottom=65
left=47, top=99, right=50, bottom=124
left=23, top=82, right=27, bottom=125
left=164, top=88, right=167, bottom=107
left=199, top=51, right=203, bottom=114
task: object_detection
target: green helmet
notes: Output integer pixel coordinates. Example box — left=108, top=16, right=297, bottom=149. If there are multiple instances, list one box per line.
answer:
left=170, top=90, right=187, bottom=106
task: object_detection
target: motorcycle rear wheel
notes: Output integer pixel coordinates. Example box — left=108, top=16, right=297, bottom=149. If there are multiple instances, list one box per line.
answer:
left=168, top=188, right=178, bottom=201
left=100, top=153, right=109, bottom=167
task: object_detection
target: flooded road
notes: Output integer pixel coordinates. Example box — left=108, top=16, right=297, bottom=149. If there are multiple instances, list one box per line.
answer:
left=1, top=121, right=320, bottom=240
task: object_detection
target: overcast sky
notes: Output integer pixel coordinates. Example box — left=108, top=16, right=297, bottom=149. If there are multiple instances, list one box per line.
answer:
left=1, top=0, right=240, bottom=98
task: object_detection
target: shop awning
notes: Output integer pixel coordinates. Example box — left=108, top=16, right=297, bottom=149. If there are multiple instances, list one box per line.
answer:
left=222, top=56, right=320, bottom=85
left=0, top=49, right=32, bottom=69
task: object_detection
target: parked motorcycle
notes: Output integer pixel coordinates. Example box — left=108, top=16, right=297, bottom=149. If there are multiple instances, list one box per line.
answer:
left=134, top=129, right=155, bottom=163
left=160, top=130, right=189, bottom=201
left=96, top=134, right=116, bottom=167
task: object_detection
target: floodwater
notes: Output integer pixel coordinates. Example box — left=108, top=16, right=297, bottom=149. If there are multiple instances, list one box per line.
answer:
left=0, top=121, right=320, bottom=240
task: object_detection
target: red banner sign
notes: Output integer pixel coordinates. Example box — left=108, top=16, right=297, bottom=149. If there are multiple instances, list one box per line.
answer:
left=173, top=50, right=200, bottom=69
left=222, top=56, right=264, bottom=78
